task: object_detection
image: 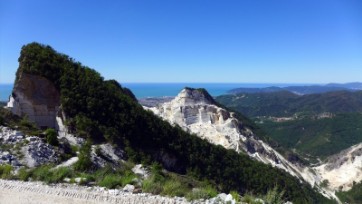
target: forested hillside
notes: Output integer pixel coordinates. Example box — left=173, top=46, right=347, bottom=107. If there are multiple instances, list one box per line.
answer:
left=216, top=91, right=362, bottom=117
left=216, top=91, right=362, bottom=158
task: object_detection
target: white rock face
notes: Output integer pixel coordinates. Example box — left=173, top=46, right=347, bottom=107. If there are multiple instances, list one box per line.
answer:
left=6, top=73, right=60, bottom=129
left=314, top=143, right=362, bottom=191
left=146, top=89, right=319, bottom=185
left=56, top=115, right=84, bottom=146
left=147, top=88, right=245, bottom=152
left=132, top=164, right=150, bottom=179
left=91, top=143, right=124, bottom=168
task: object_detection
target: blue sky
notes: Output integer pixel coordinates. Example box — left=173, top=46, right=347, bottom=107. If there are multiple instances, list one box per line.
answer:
left=0, top=0, right=361, bottom=84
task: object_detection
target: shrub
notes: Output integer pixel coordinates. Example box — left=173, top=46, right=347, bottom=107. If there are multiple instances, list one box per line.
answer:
left=73, top=142, right=93, bottom=171
left=264, top=186, right=285, bottom=204
left=162, top=180, right=188, bottom=197
left=142, top=171, right=165, bottom=195
left=241, top=194, right=264, bottom=204
left=0, top=164, right=13, bottom=179
left=185, top=185, right=218, bottom=201
left=17, top=167, right=31, bottom=181
left=142, top=178, right=163, bottom=194
left=45, top=128, right=58, bottom=146
left=98, top=175, right=121, bottom=189
left=50, top=167, right=73, bottom=183
left=19, top=116, right=37, bottom=130
left=120, top=171, right=137, bottom=186
left=29, top=165, right=53, bottom=183
left=230, top=190, right=241, bottom=202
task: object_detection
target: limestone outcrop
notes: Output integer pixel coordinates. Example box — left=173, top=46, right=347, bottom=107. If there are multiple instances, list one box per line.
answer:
left=6, top=73, right=60, bottom=129
left=314, top=143, right=362, bottom=191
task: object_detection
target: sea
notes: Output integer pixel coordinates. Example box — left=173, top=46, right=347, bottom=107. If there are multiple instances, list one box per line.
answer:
left=0, top=83, right=308, bottom=102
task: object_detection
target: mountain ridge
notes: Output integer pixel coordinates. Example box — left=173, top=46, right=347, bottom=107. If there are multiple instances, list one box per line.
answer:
left=228, top=83, right=362, bottom=95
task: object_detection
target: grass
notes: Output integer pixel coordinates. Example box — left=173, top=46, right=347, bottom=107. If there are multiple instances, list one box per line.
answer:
left=98, top=175, right=122, bottom=188
left=241, top=194, right=264, bottom=204
left=230, top=190, right=241, bottom=202
left=120, top=170, right=137, bottom=186
left=142, top=174, right=164, bottom=194
left=185, top=184, right=218, bottom=201
left=17, top=167, right=32, bottom=181
left=161, top=180, right=188, bottom=197
left=264, top=186, right=285, bottom=204
left=0, top=164, right=13, bottom=179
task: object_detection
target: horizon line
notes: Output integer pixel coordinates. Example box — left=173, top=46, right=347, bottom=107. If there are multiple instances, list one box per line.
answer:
left=1, top=81, right=361, bottom=85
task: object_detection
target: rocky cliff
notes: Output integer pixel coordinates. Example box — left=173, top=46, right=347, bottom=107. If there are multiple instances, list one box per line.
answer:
left=6, top=72, right=60, bottom=129
left=146, top=88, right=322, bottom=186
left=314, top=143, right=362, bottom=191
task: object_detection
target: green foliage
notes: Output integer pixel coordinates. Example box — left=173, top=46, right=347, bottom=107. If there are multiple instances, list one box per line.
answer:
left=0, top=164, right=13, bottom=179
left=142, top=166, right=190, bottom=197
left=17, top=167, right=31, bottom=181
left=242, top=194, right=264, bottom=204
left=50, top=167, right=74, bottom=183
left=161, top=180, right=188, bottom=197
left=28, top=165, right=74, bottom=183
left=185, top=185, right=218, bottom=201
left=217, top=91, right=362, bottom=158
left=260, top=113, right=362, bottom=157
left=16, top=42, right=334, bottom=203
left=336, top=181, right=362, bottom=203
left=320, top=179, right=329, bottom=188
left=120, top=170, right=137, bottom=186
left=264, top=186, right=285, bottom=204
left=142, top=170, right=165, bottom=195
left=230, top=190, right=241, bottom=202
left=45, top=128, right=58, bottom=146
left=73, top=141, right=93, bottom=171
left=28, top=165, right=53, bottom=183
left=98, top=175, right=121, bottom=189
left=216, top=91, right=362, bottom=118
left=0, top=108, right=41, bottom=136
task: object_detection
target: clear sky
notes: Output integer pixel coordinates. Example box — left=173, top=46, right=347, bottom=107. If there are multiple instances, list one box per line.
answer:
left=0, top=0, right=361, bottom=84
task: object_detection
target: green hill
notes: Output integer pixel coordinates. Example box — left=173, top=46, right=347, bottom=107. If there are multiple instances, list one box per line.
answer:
left=216, top=91, right=362, bottom=118
left=228, top=84, right=362, bottom=95
left=259, top=113, right=362, bottom=158
left=11, top=42, right=334, bottom=203
left=216, top=91, right=362, bottom=158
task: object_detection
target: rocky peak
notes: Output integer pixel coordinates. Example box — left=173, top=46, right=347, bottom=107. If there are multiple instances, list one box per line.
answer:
left=173, top=88, right=216, bottom=106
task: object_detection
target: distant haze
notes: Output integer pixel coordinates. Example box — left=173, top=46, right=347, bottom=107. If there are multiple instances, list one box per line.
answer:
left=0, top=82, right=316, bottom=101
